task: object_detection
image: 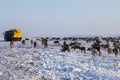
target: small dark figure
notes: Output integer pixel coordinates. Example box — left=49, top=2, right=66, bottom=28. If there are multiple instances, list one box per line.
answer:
left=71, top=45, right=86, bottom=53
left=10, top=41, right=14, bottom=48
left=25, top=38, right=30, bottom=40
left=44, top=39, right=48, bottom=48
left=41, top=38, right=45, bottom=46
left=22, top=40, right=26, bottom=47
left=92, top=49, right=99, bottom=57
left=92, top=40, right=101, bottom=56
left=80, top=47, right=86, bottom=53
left=41, top=38, right=48, bottom=48
left=61, top=45, right=70, bottom=52
left=63, top=41, right=66, bottom=45
left=53, top=40, right=60, bottom=45
left=33, top=41, right=37, bottom=48
left=113, top=47, right=120, bottom=57
left=31, top=39, right=33, bottom=45
left=61, top=41, right=70, bottom=52
left=71, top=45, right=81, bottom=50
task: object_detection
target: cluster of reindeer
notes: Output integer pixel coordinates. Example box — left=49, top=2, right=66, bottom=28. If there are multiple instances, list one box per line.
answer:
left=61, top=41, right=86, bottom=53
left=61, top=37, right=120, bottom=57
left=52, top=36, right=120, bottom=57
left=9, top=36, right=120, bottom=57
left=10, top=37, right=48, bottom=48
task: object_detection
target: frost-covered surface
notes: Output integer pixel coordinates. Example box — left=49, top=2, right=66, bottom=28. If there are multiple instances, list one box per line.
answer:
left=0, top=41, right=120, bottom=80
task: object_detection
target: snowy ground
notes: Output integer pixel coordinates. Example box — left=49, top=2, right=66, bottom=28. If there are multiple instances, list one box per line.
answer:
left=0, top=40, right=120, bottom=80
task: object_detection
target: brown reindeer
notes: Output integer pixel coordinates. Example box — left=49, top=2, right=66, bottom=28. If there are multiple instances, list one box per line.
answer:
left=92, top=48, right=100, bottom=57
left=10, top=41, right=14, bottom=48
left=107, top=47, right=113, bottom=55
left=44, top=40, right=48, bottom=48
left=30, top=39, right=33, bottom=45
left=41, top=38, right=48, bottom=48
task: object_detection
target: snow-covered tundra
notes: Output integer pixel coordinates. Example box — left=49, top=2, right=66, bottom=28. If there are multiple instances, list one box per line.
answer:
left=0, top=38, right=120, bottom=80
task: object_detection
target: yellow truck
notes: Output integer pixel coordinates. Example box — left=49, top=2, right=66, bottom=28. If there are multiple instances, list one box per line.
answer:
left=4, top=29, right=22, bottom=41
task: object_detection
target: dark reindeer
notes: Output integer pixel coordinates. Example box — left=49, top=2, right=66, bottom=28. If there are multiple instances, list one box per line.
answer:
left=21, top=40, right=26, bottom=47
left=41, top=38, right=48, bottom=48
left=33, top=41, right=37, bottom=48
left=53, top=40, right=60, bottom=45
left=61, top=41, right=70, bottom=52
left=91, top=39, right=101, bottom=56
left=71, top=45, right=86, bottom=53
left=10, top=41, right=14, bottom=48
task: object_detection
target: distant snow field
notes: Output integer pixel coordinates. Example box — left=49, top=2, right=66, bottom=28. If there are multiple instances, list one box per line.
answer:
left=0, top=39, right=120, bottom=80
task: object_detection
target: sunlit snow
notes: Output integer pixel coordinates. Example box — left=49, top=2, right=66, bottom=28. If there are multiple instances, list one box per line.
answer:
left=0, top=39, right=120, bottom=80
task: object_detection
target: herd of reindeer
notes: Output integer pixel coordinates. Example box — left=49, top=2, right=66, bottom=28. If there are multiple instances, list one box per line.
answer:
left=9, top=36, right=120, bottom=57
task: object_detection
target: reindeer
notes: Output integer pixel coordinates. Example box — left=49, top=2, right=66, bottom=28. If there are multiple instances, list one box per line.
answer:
left=10, top=41, right=14, bottom=48
left=105, top=41, right=113, bottom=55
left=33, top=41, right=37, bottom=48
left=21, top=40, right=26, bottom=47
left=107, top=47, right=113, bottom=55
left=53, top=40, right=60, bottom=45
left=41, top=38, right=48, bottom=48
left=61, top=41, right=70, bottom=52
left=113, top=46, right=120, bottom=57
left=71, top=45, right=86, bottom=53
left=91, top=39, right=101, bottom=56
left=30, top=39, right=33, bottom=45
left=91, top=48, right=100, bottom=57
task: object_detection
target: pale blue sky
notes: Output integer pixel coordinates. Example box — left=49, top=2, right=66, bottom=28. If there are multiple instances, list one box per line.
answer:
left=0, top=0, right=120, bottom=37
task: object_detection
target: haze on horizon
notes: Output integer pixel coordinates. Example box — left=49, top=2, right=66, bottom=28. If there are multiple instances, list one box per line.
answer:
left=0, top=0, right=120, bottom=37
